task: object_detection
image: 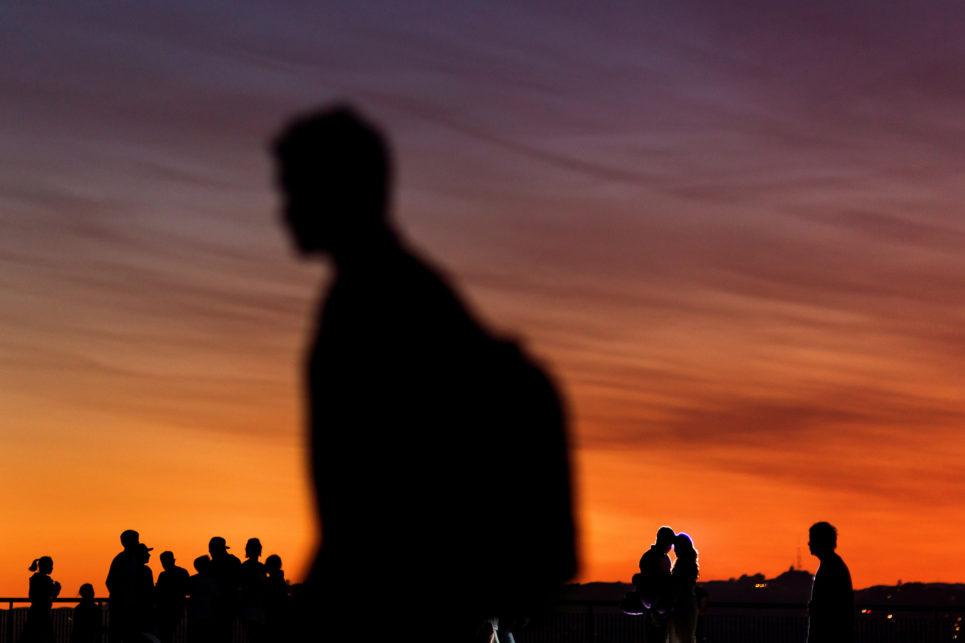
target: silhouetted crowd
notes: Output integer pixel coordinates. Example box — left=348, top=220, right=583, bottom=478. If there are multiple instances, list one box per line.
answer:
left=21, top=529, right=291, bottom=643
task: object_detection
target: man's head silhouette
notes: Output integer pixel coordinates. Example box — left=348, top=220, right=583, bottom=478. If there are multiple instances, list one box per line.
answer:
left=208, top=536, right=229, bottom=558
left=245, top=537, right=262, bottom=560
left=272, top=104, right=393, bottom=259
left=160, top=551, right=176, bottom=571
left=265, top=554, right=282, bottom=573
left=138, top=543, right=153, bottom=564
left=120, top=529, right=140, bottom=550
left=808, top=521, right=837, bottom=559
left=655, top=526, right=676, bottom=553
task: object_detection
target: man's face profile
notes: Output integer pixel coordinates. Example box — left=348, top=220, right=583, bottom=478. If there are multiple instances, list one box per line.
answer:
left=277, top=164, right=330, bottom=256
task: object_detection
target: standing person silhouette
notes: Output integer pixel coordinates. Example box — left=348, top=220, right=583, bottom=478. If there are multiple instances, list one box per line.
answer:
left=208, top=537, right=242, bottom=643
left=635, top=526, right=675, bottom=642
left=240, top=538, right=268, bottom=643
left=806, top=522, right=855, bottom=643
left=667, top=533, right=699, bottom=643
left=187, top=556, right=217, bottom=643
left=134, top=544, right=156, bottom=640
left=272, top=104, right=577, bottom=642
left=263, top=555, right=290, bottom=643
left=22, top=557, right=61, bottom=643
left=156, top=551, right=190, bottom=643
left=106, top=529, right=140, bottom=643
left=71, top=583, right=103, bottom=643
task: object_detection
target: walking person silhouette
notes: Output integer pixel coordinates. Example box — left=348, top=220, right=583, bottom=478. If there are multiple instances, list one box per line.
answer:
left=272, top=104, right=577, bottom=642
left=21, top=557, right=61, bottom=643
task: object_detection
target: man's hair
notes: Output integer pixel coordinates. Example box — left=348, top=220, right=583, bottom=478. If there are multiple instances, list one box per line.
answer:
left=809, top=521, right=837, bottom=550
left=120, top=529, right=139, bottom=548
left=656, top=526, right=676, bottom=546
left=272, top=103, right=392, bottom=217
left=160, top=551, right=175, bottom=565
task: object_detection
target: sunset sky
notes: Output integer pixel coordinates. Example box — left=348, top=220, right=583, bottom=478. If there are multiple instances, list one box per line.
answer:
left=4, top=2, right=965, bottom=597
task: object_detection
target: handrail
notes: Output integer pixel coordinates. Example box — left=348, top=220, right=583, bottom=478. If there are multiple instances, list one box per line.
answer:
left=557, top=599, right=965, bottom=612
left=0, top=598, right=960, bottom=611
left=0, top=598, right=108, bottom=605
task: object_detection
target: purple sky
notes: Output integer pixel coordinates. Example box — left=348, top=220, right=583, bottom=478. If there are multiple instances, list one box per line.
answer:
left=3, top=1, right=965, bottom=593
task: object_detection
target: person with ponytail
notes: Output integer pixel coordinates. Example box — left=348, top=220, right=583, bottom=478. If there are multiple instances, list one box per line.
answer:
left=22, top=556, right=61, bottom=643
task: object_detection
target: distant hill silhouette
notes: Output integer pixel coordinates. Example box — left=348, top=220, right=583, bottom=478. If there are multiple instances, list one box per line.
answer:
left=561, top=569, right=965, bottom=607
left=856, top=581, right=965, bottom=606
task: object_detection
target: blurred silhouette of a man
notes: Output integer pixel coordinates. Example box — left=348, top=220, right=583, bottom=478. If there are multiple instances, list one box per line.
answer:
left=806, top=521, right=854, bottom=643
left=272, top=104, right=577, bottom=642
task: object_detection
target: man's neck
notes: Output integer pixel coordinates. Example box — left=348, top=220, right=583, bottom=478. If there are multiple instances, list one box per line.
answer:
left=332, top=227, right=402, bottom=273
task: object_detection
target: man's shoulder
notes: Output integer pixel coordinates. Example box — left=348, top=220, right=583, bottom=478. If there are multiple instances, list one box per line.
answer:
left=826, top=553, right=850, bottom=572
left=816, top=554, right=852, bottom=584
left=640, top=547, right=664, bottom=566
left=108, top=551, right=130, bottom=570
left=327, top=245, right=485, bottom=343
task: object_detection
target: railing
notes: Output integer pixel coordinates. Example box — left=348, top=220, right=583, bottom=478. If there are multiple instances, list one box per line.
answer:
left=0, top=598, right=108, bottom=643
left=519, top=599, right=965, bottom=643
left=2, top=598, right=963, bottom=643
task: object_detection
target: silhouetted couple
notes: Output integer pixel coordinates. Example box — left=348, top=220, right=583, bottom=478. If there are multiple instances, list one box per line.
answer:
left=633, top=527, right=699, bottom=643
left=272, top=105, right=577, bottom=641
left=806, top=521, right=854, bottom=643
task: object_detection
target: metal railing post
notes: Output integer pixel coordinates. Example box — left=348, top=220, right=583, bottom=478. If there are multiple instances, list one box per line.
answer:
left=6, top=600, right=14, bottom=643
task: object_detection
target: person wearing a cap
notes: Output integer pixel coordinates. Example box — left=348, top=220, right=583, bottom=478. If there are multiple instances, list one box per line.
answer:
left=134, top=543, right=156, bottom=638
left=208, top=537, right=242, bottom=643
left=106, top=529, right=140, bottom=643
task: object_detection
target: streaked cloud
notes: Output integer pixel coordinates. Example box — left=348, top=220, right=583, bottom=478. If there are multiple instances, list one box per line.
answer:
left=2, top=0, right=965, bottom=593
